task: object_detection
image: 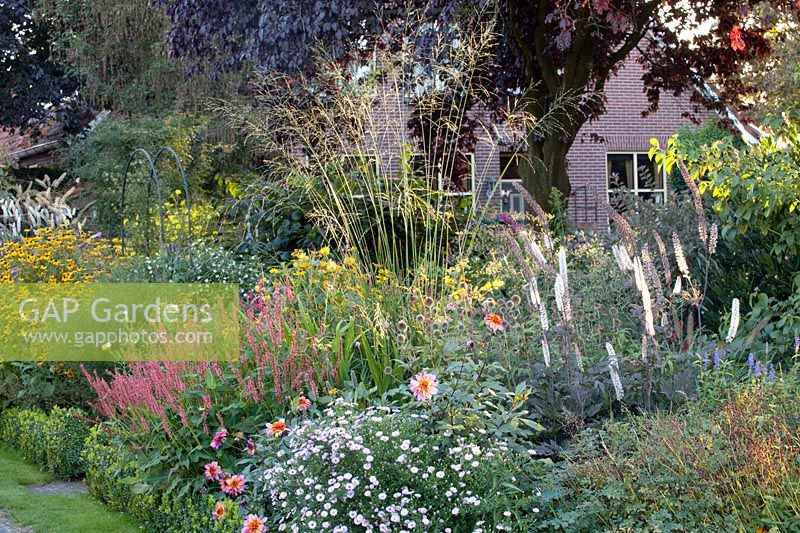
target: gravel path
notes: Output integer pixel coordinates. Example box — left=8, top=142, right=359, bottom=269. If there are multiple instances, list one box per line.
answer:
left=26, top=481, right=88, bottom=495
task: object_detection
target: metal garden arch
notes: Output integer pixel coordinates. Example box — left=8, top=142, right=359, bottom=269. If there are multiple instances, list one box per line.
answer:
left=120, top=146, right=194, bottom=264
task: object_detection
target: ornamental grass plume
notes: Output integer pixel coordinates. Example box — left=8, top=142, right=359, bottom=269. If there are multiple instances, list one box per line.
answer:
left=726, top=298, right=741, bottom=343
left=605, top=343, right=624, bottom=401
left=677, top=159, right=709, bottom=245
left=672, top=232, right=691, bottom=279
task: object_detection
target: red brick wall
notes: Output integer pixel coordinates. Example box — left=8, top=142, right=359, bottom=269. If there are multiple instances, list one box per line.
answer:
left=365, top=50, right=708, bottom=225
left=565, top=50, right=708, bottom=228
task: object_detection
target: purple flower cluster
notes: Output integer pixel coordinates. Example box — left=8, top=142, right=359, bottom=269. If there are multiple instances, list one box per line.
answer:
left=747, top=353, right=775, bottom=382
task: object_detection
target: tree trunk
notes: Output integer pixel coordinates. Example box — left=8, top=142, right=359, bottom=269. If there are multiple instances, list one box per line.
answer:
left=520, top=131, right=573, bottom=213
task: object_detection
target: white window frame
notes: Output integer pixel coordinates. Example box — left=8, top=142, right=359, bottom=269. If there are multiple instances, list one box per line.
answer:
left=438, top=152, right=474, bottom=198
left=499, top=151, right=526, bottom=214
left=606, top=151, right=667, bottom=202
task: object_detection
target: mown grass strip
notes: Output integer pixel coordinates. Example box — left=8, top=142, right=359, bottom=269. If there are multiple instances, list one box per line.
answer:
left=0, top=446, right=139, bottom=533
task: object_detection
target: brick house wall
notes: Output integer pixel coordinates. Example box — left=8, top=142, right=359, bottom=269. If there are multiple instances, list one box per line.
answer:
left=365, top=49, right=709, bottom=226
left=564, top=49, right=708, bottom=228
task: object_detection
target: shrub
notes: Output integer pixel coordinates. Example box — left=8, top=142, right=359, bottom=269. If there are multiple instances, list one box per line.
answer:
left=229, top=181, right=323, bottom=262
left=0, top=361, right=108, bottom=412
left=537, top=372, right=800, bottom=531
left=0, top=408, right=49, bottom=466
left=253, top=401, right=540, bottom=531
left=654, top=113, right=800, bottom=357
left=64, top=112, right=257, bottom=237
left=0, top=406, right=90, bottom=478
left=107, top=243, right=261, bottom=288
left=149, top=494, right=241, bottom=533
left=44, top=406, right=91, bottom=478
left=82, top=425, right=141, bottom=514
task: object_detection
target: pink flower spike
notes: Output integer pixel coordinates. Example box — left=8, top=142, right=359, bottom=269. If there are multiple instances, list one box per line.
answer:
left=410, top=372, right=439, bottom=401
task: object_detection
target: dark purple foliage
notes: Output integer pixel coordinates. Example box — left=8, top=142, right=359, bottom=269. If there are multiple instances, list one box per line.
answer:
left=154, top=0, right=800, bottom=201
left=0, top=0, right=89, bottom=132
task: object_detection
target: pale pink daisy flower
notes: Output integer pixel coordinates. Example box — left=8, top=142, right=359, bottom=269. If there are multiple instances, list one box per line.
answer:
left=221, top=474, right=246, bottom=497
left=410, top=372, right=439, bottom=401
left=210, top=428, right=227, bottom=449
left=241, top=514, right=267, bottom=533
left=204, top=461, right=222, bottom=481
left=484, top=313, right=504, bottom=333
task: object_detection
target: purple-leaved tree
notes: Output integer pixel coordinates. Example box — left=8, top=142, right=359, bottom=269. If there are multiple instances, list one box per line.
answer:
left=157, top=0, right=799, bottom=207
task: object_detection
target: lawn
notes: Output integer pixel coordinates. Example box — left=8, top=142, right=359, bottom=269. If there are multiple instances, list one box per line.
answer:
left=0, top=446, right=139, bottom=533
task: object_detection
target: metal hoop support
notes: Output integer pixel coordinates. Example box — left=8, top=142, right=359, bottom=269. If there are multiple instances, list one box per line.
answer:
left=121, top=147, right=194, bottom=264
left=153, top=146, right=194, bottom=265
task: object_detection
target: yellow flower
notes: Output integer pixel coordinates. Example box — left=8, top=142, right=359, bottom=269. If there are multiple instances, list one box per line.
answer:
left=291, top=249, right=309, bottom=261
left=319, top=246, right=330, bottom=257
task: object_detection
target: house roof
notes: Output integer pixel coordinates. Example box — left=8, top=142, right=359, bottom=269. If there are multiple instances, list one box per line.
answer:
left=0, top=110, right=110, bottom=167
left=695, top=80, right=764, bottom=145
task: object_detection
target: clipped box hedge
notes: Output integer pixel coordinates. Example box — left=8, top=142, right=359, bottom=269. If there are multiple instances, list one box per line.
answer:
left=0, top=406, right=90, bottom=478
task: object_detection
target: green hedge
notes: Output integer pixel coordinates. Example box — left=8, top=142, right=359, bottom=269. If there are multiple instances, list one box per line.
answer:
left=82, top=426, right=240, bottom=532
left=0, top=406, right=89, bottom=478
